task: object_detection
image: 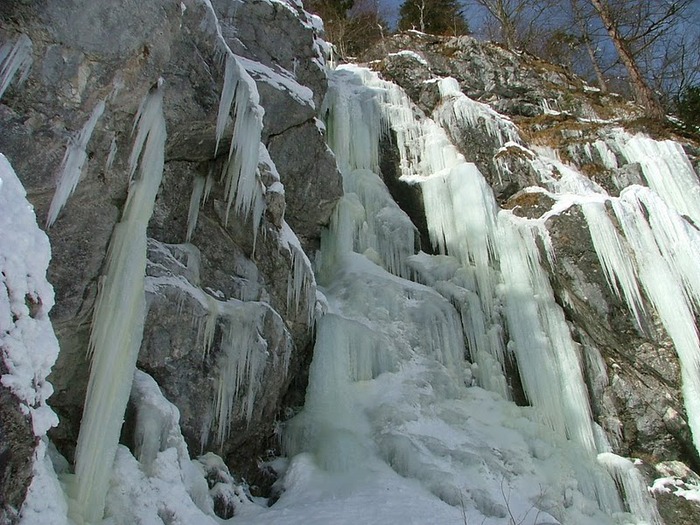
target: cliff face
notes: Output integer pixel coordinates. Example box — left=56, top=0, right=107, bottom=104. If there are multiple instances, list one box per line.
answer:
left=2, top=2, right=700, bottom=524
left=0, top=0, right=341, bottom=514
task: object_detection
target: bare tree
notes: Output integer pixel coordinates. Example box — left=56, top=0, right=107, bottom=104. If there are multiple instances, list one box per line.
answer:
left=587, top=0, right=694, bottom=119
left=570, top=0, right=608, bottom=92
left=306, top=0, right=388, bottom=57
left=398, top=0, right=469, bottom=36
left=469, top=0, right=553, bottom=49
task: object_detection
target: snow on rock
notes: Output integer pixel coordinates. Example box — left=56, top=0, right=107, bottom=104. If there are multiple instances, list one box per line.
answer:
left=0, top=153, right=59, bottom=436
left=435, top=77, right=521, bottom=146
left=239, top=55, right=315, bottom=109
left=18, top=440, right=69, bottom=525
left=0, top=153, right=64, bottom=523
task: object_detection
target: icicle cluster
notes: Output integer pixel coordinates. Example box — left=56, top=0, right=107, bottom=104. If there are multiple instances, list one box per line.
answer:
left=47, top=100, right=106, bottom=227
left=0, top=34, right=33, bottom=101
left=71, top=81, right=166, bottom=525
left=199, top=297, right=290, bottom=448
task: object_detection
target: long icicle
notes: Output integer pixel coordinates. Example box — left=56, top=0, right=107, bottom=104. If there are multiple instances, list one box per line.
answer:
left=70, top=80, right=166, bottom=524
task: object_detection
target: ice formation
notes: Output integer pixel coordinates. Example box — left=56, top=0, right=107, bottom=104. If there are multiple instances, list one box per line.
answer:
left=215, top=50, right=264, bottom=242
left=611, top=132, right=700, bottom=225
left=279, top=64, right=651, bottom=524
left=201, top=298, right=286, bottom=446
left=70, top=82, right=166, bottom=524
left=0, top=34, right=33, bottom=100
left=598, top=453, right=663, bottom=524
left=46, top=100, right=106, bottom=227
left=608, top=188, right=700, bottom=453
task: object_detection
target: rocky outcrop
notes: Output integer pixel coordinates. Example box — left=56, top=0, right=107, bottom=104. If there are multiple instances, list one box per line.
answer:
left=0, top=0, right=341, bottom=500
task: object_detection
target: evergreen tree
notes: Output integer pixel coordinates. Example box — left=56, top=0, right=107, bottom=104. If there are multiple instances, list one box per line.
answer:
left=677, top=84, right=700, bottom=130
left=398, top=0, right=469, bottom=36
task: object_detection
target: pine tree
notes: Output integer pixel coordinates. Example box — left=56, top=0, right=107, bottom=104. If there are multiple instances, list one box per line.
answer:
left=398, top=0, right=469, bottom=36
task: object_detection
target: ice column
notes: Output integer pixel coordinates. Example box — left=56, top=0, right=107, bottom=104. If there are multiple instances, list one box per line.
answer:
left=497, top=214, right=597, bottom=453
left=71, top=81, right=166, bottom=524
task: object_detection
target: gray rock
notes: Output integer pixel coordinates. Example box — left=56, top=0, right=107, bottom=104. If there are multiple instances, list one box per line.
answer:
left=0, top=362, right=37, bottom=525
left=1, top=0, right=337, bottom=499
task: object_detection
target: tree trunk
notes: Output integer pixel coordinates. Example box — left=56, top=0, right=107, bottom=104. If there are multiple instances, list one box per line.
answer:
left=583, top=37, right=608, bottom=93
left=589, top=0, right=665, bottom=119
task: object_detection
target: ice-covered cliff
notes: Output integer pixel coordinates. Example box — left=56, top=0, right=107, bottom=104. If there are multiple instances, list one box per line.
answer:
left=2, top=1, right=700, bottom=524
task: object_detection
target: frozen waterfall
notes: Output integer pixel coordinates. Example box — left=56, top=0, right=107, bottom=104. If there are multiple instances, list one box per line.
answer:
left=277, top=64, right=685, bottom=524
left=280, top=62, right=700, bottom=525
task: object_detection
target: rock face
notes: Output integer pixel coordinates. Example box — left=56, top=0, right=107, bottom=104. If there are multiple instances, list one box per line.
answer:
left=3, top=3, right=700, bottom=523
left=0, top=0, right=341, bottom=498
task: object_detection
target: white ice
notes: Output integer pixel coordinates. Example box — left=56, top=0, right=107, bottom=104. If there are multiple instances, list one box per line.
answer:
left=47, top=100, right=106, bottom=227
left=70, top=82, right=166, bottom=524
left=0, top=34, right=33, bottom=100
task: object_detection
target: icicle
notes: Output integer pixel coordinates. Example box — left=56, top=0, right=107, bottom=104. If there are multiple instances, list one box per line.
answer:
left=186, top=175, right=206, bottom=242
left=215, top=54, right=237, bottom=156
left=71, top=81, right=166, bottom=525
left=611, top=132, right=700, bottom=226
left=580, top=200, right=646, bottom=328
left=611, top=187, right=700, bottom=454
left=105, top=136, right=117, bottom=171
left=598, top=453, right=663, bottom=524
left=282, top=222, right=316, bottom=327
left=497, top=213, right=598, bottom=453
left=0, top=34, right=33, bottom=100
left=46, top=100, right=106, bottom=227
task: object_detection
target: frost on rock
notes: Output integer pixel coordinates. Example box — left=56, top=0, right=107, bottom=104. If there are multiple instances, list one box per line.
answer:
left=71, top=82, right=166, bottom=525
left=0, top=34, right=33, bottom=101
left=46, top=100, right=106, bottom=227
